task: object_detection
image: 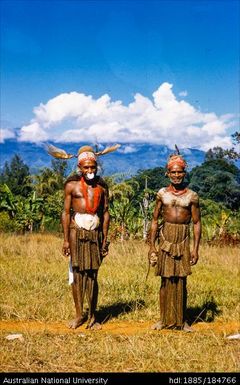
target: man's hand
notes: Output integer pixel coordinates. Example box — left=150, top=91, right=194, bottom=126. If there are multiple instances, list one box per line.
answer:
left=190, top=250, right=199, bottom=265
left=148, top=247, right=158, bottom=267
left=101, top=239, right=110, bottom=258
left=62, top=241, right=70, bottom=258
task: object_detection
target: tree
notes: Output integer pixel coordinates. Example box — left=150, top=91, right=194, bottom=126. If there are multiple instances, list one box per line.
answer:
left=205, top=132, right=240, bottom=161
left=224, top=131, right=240, bottom=160
left=132, top=167, right=169, bottom=195
left=108, top=177, right=141, bottom=240
left=0, top=154, right=32, bottom=197
left=189, top=158, right=240, bottom=210
left=205, top=147, right=225, bottom=161
left=51, top=159, right=68, bottom=186
left=200, top=198, right=240, bottom=244
left=32, top=160, right=68, bottom=198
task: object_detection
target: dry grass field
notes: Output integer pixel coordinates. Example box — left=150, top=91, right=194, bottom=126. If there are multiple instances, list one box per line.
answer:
left=0, top=233, right=239, bottom=372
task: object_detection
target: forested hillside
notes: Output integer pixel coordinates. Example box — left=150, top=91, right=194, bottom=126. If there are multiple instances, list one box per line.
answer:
left=1, top=135, right=239, bottom=244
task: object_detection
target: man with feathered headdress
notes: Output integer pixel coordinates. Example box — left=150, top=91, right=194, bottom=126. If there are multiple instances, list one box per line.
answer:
left=148, top=146, right=201, bottom=332
left=48, top=143, right=120, bottom=329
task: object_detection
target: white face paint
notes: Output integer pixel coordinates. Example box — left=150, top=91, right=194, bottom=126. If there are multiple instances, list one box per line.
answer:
left=86, top=173, right=95, bottom=180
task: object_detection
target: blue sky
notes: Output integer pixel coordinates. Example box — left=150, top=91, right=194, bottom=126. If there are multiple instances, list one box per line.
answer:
left=1, top=0, right=239, bottom=150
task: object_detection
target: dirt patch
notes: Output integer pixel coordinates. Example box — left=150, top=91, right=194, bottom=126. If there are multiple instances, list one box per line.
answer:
left=0, top=320, right=239, bottom=336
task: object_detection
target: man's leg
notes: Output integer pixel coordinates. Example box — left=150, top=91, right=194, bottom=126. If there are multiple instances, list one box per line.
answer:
left=68, top=269, right=87, bottom=329
left=68, top=227, right=87, bottom=329
left=180, top=277, right=193, bottom=332
left=151, top=277, right=166, bottom=330
left=152, top=277, right=184, bottom=329
left=85, top=270, right=101, bottom=330
left=164, top=277, right=183, bottom=328
left=166, top=276, right=192, bottom=331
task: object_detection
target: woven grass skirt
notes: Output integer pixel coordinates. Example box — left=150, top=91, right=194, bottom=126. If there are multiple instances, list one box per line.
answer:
left=155, top=222, right=192, bottom=278
left=69, top=224, right=102, bottom=271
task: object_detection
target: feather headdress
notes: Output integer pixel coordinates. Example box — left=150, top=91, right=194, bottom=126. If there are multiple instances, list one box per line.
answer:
left=47, top=143, right=121, bottom=164
left=46, top=144, right=76, bottom=159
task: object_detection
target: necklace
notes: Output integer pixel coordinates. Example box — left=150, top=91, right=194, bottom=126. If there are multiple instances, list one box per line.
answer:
left=167, top=185, right=188, bottom=196
left=81, top=177, right=101, bottom=214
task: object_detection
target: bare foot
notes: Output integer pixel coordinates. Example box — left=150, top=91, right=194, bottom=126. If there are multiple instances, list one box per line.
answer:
left=182, top=322, right=194, bottom=333
left=89, top=322, right=102, bottom=330
left=68, top=317, right=85, bottom=329
left=86, top=316, right=102, bottom=330
left=151, top=321, right=165, bottom=330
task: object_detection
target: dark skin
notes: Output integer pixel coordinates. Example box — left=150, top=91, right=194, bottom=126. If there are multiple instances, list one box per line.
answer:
left=149, top=164, right=201, bottom=266
left=62, top=159, right=110, bottom=329
left=149, top=164, right=201, bottom=331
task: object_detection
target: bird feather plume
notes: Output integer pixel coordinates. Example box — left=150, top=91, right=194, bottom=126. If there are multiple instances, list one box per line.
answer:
left=175, top=144, right=180, bottom=155
left=46, top=144, right=76, bottom=159
left=95, top=144, right=121, bottom=156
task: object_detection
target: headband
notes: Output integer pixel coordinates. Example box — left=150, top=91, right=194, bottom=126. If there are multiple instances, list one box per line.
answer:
left=78, top=151, right=97, bottom=165
left=167, top=155, right=187, bottom=170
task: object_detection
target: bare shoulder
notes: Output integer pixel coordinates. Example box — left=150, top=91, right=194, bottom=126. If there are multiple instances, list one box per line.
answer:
left=64, top=179, right=78, bottom=193
left=64, top=174, right=81, bottom=188
left=97, top=177, right=109, bottom=193
left=187, top=188, right=199, bottom=204
left=156, top=187, right=167, bottom=201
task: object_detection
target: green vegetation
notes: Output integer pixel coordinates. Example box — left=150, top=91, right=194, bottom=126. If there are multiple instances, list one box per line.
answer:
left=0, top=141, right=239, bottom=244
left=0, top=156, right=67, bottom=233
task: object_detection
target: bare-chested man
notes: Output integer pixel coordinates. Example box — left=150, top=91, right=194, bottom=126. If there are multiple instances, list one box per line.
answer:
left=62, top=146, right=110, bottom=330
left=148, top=153, right=201, bottom=331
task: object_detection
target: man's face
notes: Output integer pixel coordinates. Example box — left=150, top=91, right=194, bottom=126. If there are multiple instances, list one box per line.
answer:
left=167, top=164, right=186, bottom=185
left=79, top=160, right=97, bottom=181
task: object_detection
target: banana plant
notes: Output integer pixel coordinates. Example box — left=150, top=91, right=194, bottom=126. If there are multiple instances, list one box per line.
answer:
left=109, top=180, right=139, bottom=241
left=0, top=184, right=16, bottom=218
left=14, top=192, right=44, bottom=232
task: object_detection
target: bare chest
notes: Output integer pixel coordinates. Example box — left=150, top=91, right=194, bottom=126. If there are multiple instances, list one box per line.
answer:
left=161, top=191, right=192, bottom=208
left=72, top=185, right=98, bottom=200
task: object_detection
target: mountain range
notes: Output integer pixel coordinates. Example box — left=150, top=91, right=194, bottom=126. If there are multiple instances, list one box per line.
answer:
left=0, top=139, right=206, bottom=176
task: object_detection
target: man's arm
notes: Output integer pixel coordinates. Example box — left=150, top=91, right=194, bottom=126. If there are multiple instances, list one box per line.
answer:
left=101, top=187, right=110, bottom=257
left=148, top=198, right=162, bottom=258
left=190, top=195, right=201, bottom=265
left=61, top=182, right=72, bottom=257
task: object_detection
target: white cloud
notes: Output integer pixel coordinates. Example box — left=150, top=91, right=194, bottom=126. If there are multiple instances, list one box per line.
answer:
left=201, top=136, right=233, bottom=151
left=0, top=128, right=16, bottom=143
left=119, top=145, right=138, bottom=154
left=179, top=90, right=188, bottom=97
left=19, top=122, right=48, bottom=142
left=18, top=83, right=237, bottom=150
